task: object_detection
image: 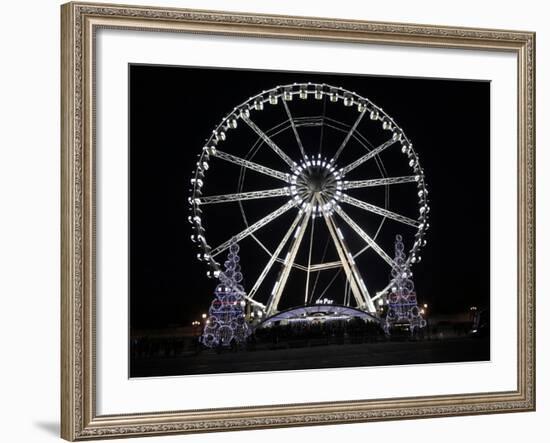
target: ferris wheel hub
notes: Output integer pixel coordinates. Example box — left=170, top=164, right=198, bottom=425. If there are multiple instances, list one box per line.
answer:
left=290, top=158, right=342, bottom=215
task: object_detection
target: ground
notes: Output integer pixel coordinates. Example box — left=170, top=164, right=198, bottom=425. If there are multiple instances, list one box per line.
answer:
left=131, top=335, right=490, bottom=377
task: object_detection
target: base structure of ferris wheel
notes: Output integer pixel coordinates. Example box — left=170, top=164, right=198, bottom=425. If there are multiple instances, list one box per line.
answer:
left=189, top=83, right=430, bottom=326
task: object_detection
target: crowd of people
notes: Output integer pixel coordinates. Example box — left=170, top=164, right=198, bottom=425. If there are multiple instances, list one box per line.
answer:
left=252, top=318, right=385, bottom=347
left=131, top=316, right=478, bottom=360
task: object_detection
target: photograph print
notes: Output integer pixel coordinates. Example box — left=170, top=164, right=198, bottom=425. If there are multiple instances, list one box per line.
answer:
left=129, top=64, right=490, bottom=378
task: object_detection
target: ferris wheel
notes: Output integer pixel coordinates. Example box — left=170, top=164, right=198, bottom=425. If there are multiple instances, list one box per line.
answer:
left=189, top=83, right=429, bottom=317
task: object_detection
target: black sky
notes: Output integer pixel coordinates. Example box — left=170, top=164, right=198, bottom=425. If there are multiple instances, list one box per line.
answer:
left=129, top=64, right=490, bottom=330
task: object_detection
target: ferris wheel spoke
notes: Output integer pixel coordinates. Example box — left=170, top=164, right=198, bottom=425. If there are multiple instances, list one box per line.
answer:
left=341, top=194, right=420, bottom=228
left=242, top=296, right=266, bottom=310
left=372, top=281, right=394, bottom=302
left=309, top=260, right=342, bottom=271
left=266, top=202, right=313, bottom=316
left=319, top=197, right=375, bottom=312
left=304, top=216, right=316, bottom=304
left=248, top=210, right=305, bottom=300
left=242, top=116, right=296, bottom=168
left=310, top=229, right=331, bottom=301
left=274, top=258, right=307, bottom=271
left=212, top=149, right=290, bottom=183
left=334, top=205, right=397, bottom=269
left=340, top=137, right=398, bottom=176
left=210, top=200, right=297, bottom=257
left=199, top=187, right=290, bottom=205
left=282, top=99, right=307, bottom=160
left=317, top=95, right=327, bottom=156
left=342, top=175, right=417, bottom=190
left=332, top=108, right=367, bottom=162
left=316, top=269, right=344, bottom=304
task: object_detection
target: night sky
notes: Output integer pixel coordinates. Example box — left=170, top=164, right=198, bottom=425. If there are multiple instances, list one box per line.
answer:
left=129, top=64, right=490, bottom=330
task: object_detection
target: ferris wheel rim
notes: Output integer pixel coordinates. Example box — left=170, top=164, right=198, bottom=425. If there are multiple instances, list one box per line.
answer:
left=189, top=82, right=430, bottom=312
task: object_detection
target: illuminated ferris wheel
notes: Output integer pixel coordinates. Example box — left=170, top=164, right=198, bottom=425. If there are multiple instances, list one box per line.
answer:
left=189, top=83, right=429, bottom=318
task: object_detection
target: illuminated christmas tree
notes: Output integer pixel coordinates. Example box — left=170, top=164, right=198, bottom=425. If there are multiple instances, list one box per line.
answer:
left=384, top=234, right=426, bottom=334
left=201, top=241, right=249, bottom=348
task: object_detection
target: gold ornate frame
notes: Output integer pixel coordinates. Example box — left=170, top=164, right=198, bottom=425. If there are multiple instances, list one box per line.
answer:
left=61, top=1, right=536, bottom=440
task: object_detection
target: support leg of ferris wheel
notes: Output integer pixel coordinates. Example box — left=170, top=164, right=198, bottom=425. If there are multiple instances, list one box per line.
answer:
left=319, top=196, right=376, bottom=312
left=266, top=200, right=313, bottom=316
